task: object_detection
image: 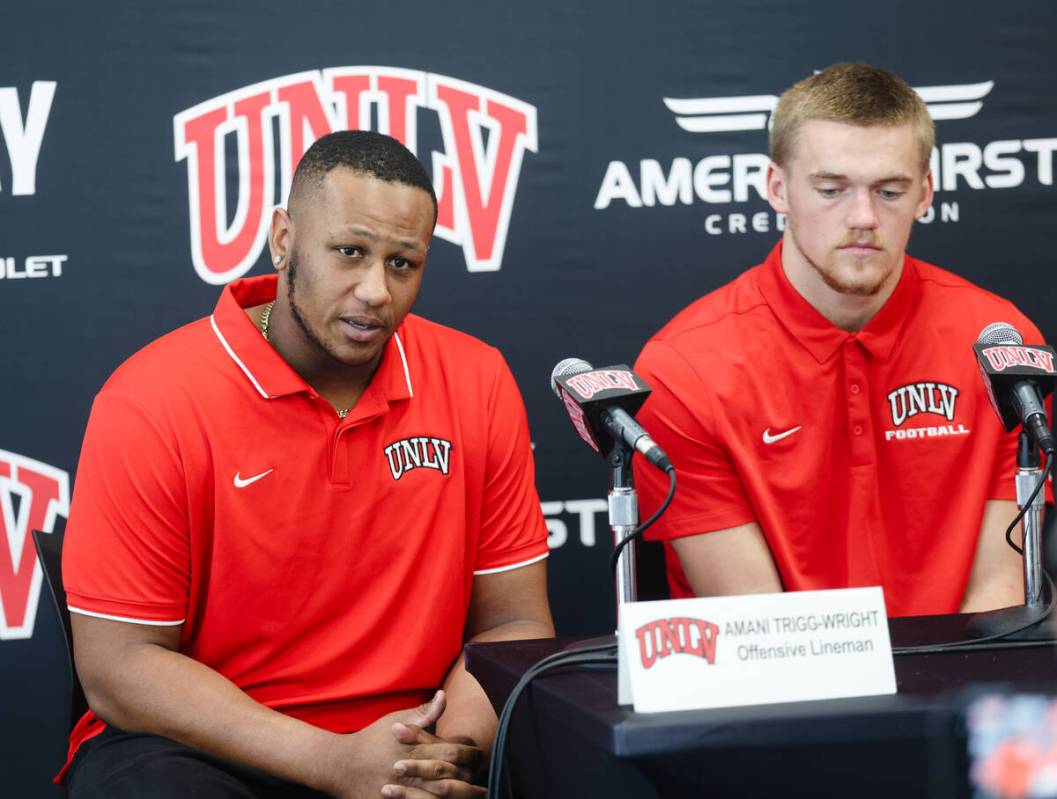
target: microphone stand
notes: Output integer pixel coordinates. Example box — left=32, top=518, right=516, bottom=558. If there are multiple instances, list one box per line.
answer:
left=608, top=441, right=638, bottom=611
left=966, top=430, right=1053, bottom=640
left=1018, top=432, right=1047, bottom=611
left=563, top=441, right=638, bottom=655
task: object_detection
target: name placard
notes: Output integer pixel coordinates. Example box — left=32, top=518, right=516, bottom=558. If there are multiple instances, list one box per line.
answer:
left=617, top=587, right=895, bottom=713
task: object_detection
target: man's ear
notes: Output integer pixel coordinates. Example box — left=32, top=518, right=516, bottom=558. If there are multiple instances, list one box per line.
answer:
left=915, top=171, right=935, bottom=220
left=269, top=206, right=291, bottom=270
left=767, top=162, right=789, bottom=215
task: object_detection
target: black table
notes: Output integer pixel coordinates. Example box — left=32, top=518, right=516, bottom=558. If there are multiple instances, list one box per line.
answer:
left=465, top=615, right=1057, bottom=798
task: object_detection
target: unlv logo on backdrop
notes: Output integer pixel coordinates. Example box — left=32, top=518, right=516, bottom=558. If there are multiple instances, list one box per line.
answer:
left=0, top=450, right=69, bottom=640
left=174, top=68, right=538, bottom=284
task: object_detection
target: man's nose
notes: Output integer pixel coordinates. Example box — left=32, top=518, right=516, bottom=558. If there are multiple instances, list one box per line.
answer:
left=846, top=189, right=880, bottom=230
left=353, top=260, right=391, bottom=307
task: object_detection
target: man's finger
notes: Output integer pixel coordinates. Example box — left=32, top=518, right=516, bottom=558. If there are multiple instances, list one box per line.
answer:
left=392, top=721, right=431, bottom=746
left=405, top=689, right=446, bottom=729
left=391, top=722, right=422, bottom=744
left=381, top=785, right=433, bottom=799
left=393, top=757, right=474, bottom=784
left=382, top=781, right=486, bottom=799
left=406, top=741, right=483, bottom=767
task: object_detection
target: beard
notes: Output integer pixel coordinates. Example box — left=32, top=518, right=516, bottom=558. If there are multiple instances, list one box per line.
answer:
left=285, top=248, right=348, bottom=366
left=811, top=258, right=887, bottom=297
left=803, top=233, right=895, bottom=297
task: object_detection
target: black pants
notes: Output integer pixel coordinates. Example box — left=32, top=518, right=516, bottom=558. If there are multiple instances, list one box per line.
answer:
left=67, top=725, right=331, bottom=799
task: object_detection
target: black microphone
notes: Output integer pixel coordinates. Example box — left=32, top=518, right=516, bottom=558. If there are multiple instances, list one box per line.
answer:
left=974, top=322, right=1057, bottom=455
left=550, top=358, right=673, bottom=472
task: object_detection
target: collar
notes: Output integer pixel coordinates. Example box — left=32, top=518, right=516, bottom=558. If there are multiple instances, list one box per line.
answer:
left=209, top=275, right=414, bottom=405
left=755, top=240, right=920, bottom=364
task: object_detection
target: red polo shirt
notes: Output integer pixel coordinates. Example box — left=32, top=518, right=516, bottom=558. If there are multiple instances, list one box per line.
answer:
left=61, top=275, right=548, bottom=769
left=635, top=242, right=1046, bottom=616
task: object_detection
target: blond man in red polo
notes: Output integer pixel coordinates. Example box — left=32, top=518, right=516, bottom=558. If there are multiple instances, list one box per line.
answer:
left=635, top=63, right=1044, bottom=616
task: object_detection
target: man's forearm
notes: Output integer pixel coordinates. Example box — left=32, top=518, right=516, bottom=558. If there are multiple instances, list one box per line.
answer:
left=82, top=642, right=345, bottom=793
left=961, top=500, right=1024, bottom=613
left=436, top=619, right=554, bottom=751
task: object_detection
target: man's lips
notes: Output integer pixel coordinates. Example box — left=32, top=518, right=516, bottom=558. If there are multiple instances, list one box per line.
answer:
left=339, top=315, right=387, bottom=342
left=839, top=242, right=882, bottom=255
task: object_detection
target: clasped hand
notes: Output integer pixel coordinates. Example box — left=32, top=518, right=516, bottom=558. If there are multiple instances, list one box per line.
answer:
left=382, top=706, right=486, bottom=799
left=330, top=690, right=485, bottom=799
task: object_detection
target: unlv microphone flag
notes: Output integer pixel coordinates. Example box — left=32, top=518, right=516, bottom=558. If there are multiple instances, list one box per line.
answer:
left=973, top=322, right=1057, bottom=454
left=550, top=359, right=672, bottom=471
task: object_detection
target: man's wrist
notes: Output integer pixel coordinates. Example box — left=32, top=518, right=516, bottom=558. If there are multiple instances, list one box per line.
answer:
left=300, top=728, right=355, bottom=795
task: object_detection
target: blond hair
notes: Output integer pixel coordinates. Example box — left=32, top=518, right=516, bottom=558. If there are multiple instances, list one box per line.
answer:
left=770, top=63, right=934, bottom=173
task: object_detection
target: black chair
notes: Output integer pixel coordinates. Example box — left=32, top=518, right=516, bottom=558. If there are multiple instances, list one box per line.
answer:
left=32, top=528, right=89, bottom=736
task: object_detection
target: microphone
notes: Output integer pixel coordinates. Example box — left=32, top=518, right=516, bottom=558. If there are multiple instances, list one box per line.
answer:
left=550, top=358, right=673, bottom=472
left=974, top=322, right=1057, bottom=455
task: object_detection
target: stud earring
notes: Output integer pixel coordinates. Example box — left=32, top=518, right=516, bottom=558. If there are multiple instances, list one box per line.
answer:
left=273, top=255, right=282, bottom=265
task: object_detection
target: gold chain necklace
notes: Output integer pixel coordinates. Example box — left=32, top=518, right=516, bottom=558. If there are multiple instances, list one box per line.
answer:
left=260, top=301, right=276, bottom=340
left=259, top=301, right=350, bottom=420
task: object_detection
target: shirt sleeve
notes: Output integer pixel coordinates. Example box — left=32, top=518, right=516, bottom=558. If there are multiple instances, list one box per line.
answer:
left=634, top=339, right=756, bottom=541
left=63, top=389, right=191, bottom=624
left=472, top=354, right=550, bottom=574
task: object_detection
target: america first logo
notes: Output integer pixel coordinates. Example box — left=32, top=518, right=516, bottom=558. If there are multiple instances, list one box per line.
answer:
left=174, top=68, right=538, bottom=284
left=595, top=76, right=1057, bottom=236
left=0, top=450, right=69, bottom=640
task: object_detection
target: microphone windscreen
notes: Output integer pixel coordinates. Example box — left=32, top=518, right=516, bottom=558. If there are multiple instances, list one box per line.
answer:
left=977, top=322, right=1023, bottom=346
left=550, top=357, right=593, bottom=397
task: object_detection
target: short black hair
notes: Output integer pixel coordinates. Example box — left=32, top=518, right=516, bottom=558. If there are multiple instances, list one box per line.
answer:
left=289, top=130, right=437, bottom=219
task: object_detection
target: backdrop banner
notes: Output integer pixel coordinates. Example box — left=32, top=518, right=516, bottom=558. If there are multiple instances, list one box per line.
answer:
left=3, top=1, right=1056, bottom=792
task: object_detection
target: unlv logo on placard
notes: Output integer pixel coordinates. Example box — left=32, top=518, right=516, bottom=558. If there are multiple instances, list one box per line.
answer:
left=635, top=616, right=719, bottom=669
left=0, top=450, right=69, bottom=640
left=174, top=68, right=538, bottom=284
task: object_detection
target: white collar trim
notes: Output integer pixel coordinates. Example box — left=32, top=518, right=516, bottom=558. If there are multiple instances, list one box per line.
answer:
left=211, top=313, right=412, bottom=400
left=393, top=331, right=414, bottom=397
left=210, top=314, right=271, bottom=399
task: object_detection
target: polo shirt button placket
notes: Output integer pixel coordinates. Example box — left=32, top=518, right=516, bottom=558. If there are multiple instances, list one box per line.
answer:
left=331, top=423, right=351, bottom=486
left=844, top=339, right=873, bottom=465
left=309, top=392, right=351, bottom=486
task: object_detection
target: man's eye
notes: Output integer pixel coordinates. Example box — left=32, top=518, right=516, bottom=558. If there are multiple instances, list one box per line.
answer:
left=878, top=189, right=904, bottom=200
left=816, top=187, right=840, bottom=198
left=337, top=246, right=363, bottom=257
left=388, top=256, right=412, bottom=270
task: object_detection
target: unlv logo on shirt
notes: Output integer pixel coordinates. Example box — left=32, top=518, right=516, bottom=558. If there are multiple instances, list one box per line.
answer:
left=174, top=68, right=538, bottom=284
left=384, top=436, right=454, bottom=481
left=886, top=381, right=959, bottom=427
left=0, top=449, right=69, bottom=640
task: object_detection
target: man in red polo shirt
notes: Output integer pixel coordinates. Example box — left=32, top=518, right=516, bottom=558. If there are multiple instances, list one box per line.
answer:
left=634, top=63, right=1046, bottom=617
left=62, top=131, right=553, bottom=798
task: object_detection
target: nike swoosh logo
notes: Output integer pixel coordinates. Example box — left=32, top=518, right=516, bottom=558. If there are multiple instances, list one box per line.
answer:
left=233, top=469, right=273, bottom=488
left=762, top=426, right=802, bottom=445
